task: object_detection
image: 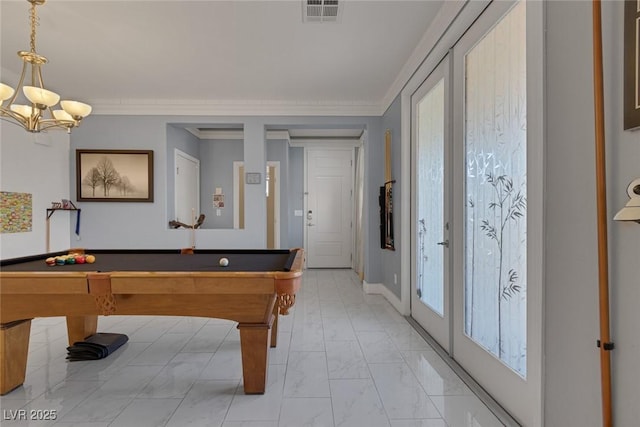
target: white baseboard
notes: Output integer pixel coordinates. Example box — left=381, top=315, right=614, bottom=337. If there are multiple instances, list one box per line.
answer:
left=362, top=281, right=408, bottom=316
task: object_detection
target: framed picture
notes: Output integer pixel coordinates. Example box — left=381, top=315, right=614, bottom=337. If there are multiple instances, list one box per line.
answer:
left=624, top=0, right=640, bottom=130
left=379, top=181, right=395, bottom=250
left=213, top=194, right=225, bottom=208
left=76, top=149, right=154, bottom=202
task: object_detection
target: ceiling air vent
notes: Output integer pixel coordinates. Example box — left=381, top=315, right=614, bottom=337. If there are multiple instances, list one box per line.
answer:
left=304, top=0, right=341, bottom=23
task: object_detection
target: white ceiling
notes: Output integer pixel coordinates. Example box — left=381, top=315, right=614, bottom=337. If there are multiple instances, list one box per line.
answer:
left=1, top=0, right=444, bottom=118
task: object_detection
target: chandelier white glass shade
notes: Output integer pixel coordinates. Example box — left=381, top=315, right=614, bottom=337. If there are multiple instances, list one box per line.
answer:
left=0, top=0, right=91, bottom=133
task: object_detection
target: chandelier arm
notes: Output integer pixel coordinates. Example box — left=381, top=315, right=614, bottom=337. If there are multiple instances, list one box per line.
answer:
left=44, top=104, right=78, bottom=127
left=38, top=119, right=75, bottom=133
left=35, top=63, right=45, bottom=89
left=0, top=109, right=29, bottom=127
left=4, top=63, right=29, bottom=107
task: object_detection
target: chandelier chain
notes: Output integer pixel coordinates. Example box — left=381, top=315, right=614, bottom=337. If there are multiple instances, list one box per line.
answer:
left=29, top=1, right=39, bottom=54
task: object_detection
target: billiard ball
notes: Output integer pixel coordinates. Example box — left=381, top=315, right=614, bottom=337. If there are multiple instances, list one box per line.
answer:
left=219, top=257, right=229, bottom=267
left=85, top=255, right=96, bottom=264
left=45, top=257, right=56, bottom=266
left=55, top=257, right=66, bottom=266
left=75, top=255, right=86, bottom=264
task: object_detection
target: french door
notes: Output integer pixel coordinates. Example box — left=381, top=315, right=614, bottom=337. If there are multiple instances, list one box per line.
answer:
left=410, top=56, right=451, bottom=352
left=410, top=1, right=543, bottom=425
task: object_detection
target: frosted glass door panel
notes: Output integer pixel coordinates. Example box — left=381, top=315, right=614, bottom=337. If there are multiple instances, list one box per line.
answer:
left=463, top=0, right=527, bottom=376
left=410, top=55, right=451, bottom=353
left=416, top=80, right=445, bottom=316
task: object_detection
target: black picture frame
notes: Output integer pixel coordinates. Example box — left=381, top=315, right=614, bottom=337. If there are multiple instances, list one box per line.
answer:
left=624, top=0, right=640, bottom=130
left=379, top=181, right=395, bottom=250
left=76, top=149, right=154, bottom=202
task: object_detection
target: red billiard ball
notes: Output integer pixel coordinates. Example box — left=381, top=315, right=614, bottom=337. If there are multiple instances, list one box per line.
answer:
left=75, top=255, right=86, bottom=264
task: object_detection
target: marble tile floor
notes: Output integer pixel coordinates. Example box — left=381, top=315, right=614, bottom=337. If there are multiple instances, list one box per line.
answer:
left=0, top=269, right=504, bottom=427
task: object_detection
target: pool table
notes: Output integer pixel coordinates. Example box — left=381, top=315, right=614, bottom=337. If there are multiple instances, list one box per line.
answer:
left=0, top=248, right=304, bottom=395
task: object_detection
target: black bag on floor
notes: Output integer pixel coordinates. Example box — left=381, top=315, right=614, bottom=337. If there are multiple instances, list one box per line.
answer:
left=66, top=333, right=128, bottom=361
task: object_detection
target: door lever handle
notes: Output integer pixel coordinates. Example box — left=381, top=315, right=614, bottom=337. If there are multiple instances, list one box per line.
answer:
left=437, top=240, right=449, bottom=248
left=307, top=223, right=315, bottom=227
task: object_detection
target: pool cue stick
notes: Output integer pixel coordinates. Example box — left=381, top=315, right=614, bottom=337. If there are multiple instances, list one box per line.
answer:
left=46, top=215, right=51, bottom=252
left=190, top=208, right=196, bottom=248
left=592, top=2, right=613, bottom=426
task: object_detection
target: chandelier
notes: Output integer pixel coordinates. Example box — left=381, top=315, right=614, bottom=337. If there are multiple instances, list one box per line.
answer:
left=0, top=0, right=91, bottom=133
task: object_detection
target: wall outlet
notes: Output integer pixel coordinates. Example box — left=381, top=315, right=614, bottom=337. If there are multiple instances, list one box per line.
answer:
left=294, top=210, right=303, bottom=216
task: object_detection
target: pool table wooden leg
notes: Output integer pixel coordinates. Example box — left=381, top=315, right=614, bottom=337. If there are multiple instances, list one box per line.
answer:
left=0, top=319, right=31, bottom=395
left=270, top=304, right=278, bottom=348
left=66, top=315, right=98, bottom=346
left=238, top=321, right=272, bottom=394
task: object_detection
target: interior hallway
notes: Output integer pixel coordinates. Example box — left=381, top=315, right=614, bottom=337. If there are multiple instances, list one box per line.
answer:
left=0, top=269, right=504, bottom=427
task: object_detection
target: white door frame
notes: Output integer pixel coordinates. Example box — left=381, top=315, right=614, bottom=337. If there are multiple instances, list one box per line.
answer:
left=267, top=161, right=281, bottom=248
left=233, top=161, right=280, bottom=247
left=451, top=3, right=544, bottom=425
left=174, top=149, right=200, bottom=223
left=410, top=54, right=452, bottom=353
left=233, top=161, right=243, bottom=230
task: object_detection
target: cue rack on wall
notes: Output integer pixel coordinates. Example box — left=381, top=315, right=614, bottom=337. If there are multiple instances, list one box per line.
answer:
left=46, top=200, right=81, bottom=252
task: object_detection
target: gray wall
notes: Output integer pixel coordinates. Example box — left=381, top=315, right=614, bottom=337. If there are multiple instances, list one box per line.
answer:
left=200, top=138, right=243, bottom=229
left=0, top=124, right=72, bottom=258
left=69, top=116, right=269, bottom=249
left=545, top=1, right=640, bottom=426
left=380, top=95, right=403, bottom=298
left=366, top=122, right=384, bottom=283
left=67, top=115, right=382, bottom=266
left=267, top=139, right=290, bottom=246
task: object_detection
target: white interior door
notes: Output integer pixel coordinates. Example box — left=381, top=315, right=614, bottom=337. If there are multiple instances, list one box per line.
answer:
left=451, top=1, right=542, bottom=425
left=410, top=55, right=451, bottom=353
left=306, top=148, right=353, bottom=268
left=174, top=149, right=199, bottom=224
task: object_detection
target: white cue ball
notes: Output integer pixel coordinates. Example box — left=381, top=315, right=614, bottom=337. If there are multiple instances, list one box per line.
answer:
left=219, top=257, right=229, bottom=267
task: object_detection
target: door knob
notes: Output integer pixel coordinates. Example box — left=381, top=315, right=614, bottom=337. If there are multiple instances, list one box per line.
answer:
left=437, top=240, right=449, bottom=248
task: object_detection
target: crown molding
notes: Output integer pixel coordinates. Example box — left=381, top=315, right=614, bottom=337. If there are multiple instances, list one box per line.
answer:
left=381, top=0, right=467, bottom=113
left=185, top=128, right=291, bottom=141
left=289, top=138, right=360, bottom=148
left=89, top=99, right=384, bottom=117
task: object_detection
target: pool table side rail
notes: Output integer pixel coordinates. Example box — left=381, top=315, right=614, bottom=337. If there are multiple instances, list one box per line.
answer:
left=0, top=248, right=304, bottom=396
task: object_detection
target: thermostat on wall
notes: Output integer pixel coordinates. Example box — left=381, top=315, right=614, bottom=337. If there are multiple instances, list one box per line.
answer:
left=246, top=172, right=261, bottom=184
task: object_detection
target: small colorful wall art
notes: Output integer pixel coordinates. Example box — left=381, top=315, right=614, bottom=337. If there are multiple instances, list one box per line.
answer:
left=0, top=191, right=33, bottom=233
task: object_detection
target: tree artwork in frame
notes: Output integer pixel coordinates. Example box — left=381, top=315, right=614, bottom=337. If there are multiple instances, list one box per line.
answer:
left=624, top=0, right=640, bottom=130
left=76, top=149, right=154, bottom=202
